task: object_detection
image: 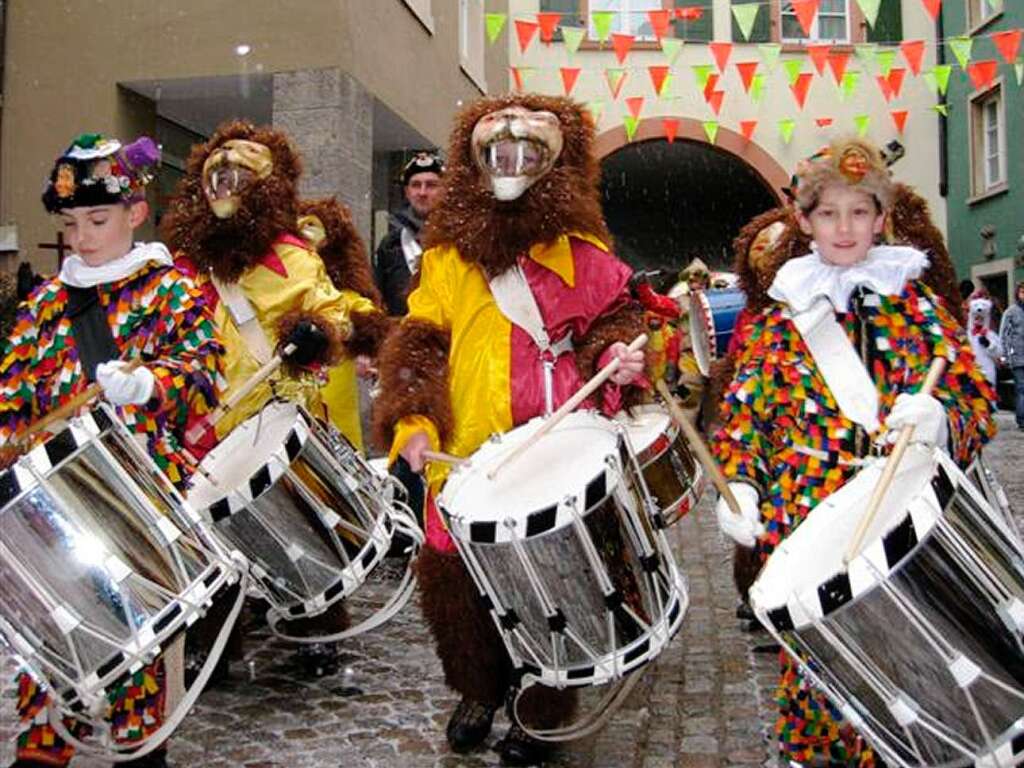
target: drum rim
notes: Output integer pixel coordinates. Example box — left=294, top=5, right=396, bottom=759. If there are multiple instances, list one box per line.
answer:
left=688, top=290, right=716, bottom=378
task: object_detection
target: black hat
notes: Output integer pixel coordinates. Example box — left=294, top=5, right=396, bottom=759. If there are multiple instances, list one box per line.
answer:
left=400, top=151, right=444, bottom=185
left=42, top=133, right=161, bottom=213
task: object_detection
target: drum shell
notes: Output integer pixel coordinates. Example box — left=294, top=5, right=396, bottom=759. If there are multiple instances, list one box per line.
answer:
left=689, top=288, right=746, bottom=376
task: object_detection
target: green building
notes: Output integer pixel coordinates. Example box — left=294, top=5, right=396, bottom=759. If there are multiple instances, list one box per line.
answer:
left=942, top=0, right=1023, bottom=306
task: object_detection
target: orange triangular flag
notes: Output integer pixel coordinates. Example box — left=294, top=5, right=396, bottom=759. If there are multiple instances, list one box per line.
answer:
left=647, top=9, right=672, bottom=40
left=740, top=120, right=758, bottom=140
left=708, top=90, right=725, bottom=115
left=710, top=42, right=733, bottom=72
left=807, top=44, right=831, bottom=75
left=791, top=0, right=820, bottom=37
left=790, top=72, right=813, bottom=109
left=514, top=19, right=539, bottom=53
left=876, top=74, right=893, bottom=101
left=992, top=30, right=1022, bottom=65
left=736, top=61, right=759, bottom=92
left=891, top=109, right=909, bottom=134
left=663, top=118, right=680, bottom=143
left=900, top=40, right=926, bottom=75
left=560, top=67, right=581, bottom=96
left=920, top=0, right=942, bottom=21
left=816, top=117, right=834, bottom=127
left=827, top=52, right=851, bottom=85
left=606, top=68, right=628, bottom=99
left=704, top=73, right=720, bottom=102
left=626, top=96, right=645, bottom=119
left=612, top=33, right=635, bottom=64
left=967, top=60, right=998, bottom=90
left=511, top=66, right=526, bottom=92
left=536, top=12, right=561, bottom=43
left=648, top=65, right=671, bottom=95
left=887, top=67, right=906, bottom=98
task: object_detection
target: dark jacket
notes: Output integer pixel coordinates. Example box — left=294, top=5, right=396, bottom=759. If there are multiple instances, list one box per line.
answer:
left=373, top=204, right=422, bottom=316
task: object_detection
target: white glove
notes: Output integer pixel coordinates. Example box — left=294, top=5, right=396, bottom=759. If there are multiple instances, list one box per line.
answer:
left=715, top=482, right=764, bottom=548
left=96, top=361, right=156, bottom=406
left=885, top=392, right=948, bottom=449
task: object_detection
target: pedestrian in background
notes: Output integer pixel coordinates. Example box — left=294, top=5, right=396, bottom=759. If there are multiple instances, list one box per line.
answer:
left=1000, top=280, right=1024, bottom=430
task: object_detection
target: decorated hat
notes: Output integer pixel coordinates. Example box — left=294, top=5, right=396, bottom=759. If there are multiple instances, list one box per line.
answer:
left=400, top=150, right=444, bottom=185
left=42, top=133, right=161, bottom=213
left=679, top=257, right=710, bottom=282
left=788, top=137, right=894, bottom=213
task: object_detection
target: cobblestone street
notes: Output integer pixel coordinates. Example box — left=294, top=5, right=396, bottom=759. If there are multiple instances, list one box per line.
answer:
left=2, top=413, right=1020, bottom=767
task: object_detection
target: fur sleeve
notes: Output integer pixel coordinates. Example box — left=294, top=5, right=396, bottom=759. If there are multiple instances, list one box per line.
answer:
left=574, top=302, right=647, bottom=380
left=344, top=308, right=393, bottom=358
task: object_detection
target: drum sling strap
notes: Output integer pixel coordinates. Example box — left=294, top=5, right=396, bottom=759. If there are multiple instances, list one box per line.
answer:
left=65, top=285, right=120, bottom=381
left=209, top=273, right=274, bottom=365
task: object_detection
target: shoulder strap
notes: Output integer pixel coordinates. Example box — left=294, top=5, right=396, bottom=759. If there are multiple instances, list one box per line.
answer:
left=209, top=273, right=274, bottom=365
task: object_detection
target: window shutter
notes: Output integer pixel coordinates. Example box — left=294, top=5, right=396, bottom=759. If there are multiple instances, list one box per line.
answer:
left=866, top=0, right=903, bottom=43
left=730, top=0, right=770, bottom=42
left=674, top=0, right=713, bottom=42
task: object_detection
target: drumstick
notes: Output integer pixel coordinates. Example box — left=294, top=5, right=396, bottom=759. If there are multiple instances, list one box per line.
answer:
left=423, top=450, right=468, bottom=467
left=184, top=344, right=296, bottom=445
left=843, top=356, right=948, bottom=565
left=654, top=379, right=742, bottom=516
left=487, top=334, right=648, bottom=481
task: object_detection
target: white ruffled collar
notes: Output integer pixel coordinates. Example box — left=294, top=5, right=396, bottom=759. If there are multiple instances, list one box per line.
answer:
left=59, top=241, right=173, bottom=288
left=768, top=244, right=930, bottom=313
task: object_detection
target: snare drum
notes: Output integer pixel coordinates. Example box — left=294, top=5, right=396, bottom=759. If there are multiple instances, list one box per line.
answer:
left=689, top=288, right=746, bottom=376
left=750, top=446, right=1024, bottom=767
left=616, top=404, right=705, bottom=526
left=438, top=410, right=688, bottom=690
left=0, top=406, right=240, bottom=715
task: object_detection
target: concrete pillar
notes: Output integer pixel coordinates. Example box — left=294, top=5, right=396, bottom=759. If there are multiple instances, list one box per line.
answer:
left=272, top=67, right=373, bottom=246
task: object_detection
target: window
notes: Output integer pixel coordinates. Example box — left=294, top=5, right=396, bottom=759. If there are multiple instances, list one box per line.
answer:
left=400, top=0, right=434, bottom=34
left=967, top=0, right=1000, bottom=31
left=589, top=0, right=663, bottom=41
left=458, top=0, right=486, bottom=92
left=731, top=0, right=771, bottom=42
left=866, top=0, right=903, bottom=43
left=970, top=83, right=1007, bottom=197
left=781, top=0, right=850, bottom=43
left=673, top=0, right=713, bottom=42
left=540, top=0, right=585, bottom=36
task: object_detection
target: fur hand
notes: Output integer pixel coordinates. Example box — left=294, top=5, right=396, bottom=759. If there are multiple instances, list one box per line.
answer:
left=605, top=342, right=645, bottom=386
left=715, top=483, right=764, bottom=548
left=400, top=430, right=431, bottom=473
left=282, top=320, right=329, bottom=367
left=96, top=361, right=155, bottom=406
left=886, top=393, right=948, bottom=448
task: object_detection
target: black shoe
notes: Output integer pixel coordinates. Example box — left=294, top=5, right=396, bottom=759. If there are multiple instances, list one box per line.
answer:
left=295, top=642, right=340, bottom=678
left=445, top=698, right=496, bottom=753
left=9, top=761, right=58, bottom=767
left=500, top=723, right=551, bottom=766
left=121, top=749, right=168, bottom=768
left=735, top=600, right=755, bottom=621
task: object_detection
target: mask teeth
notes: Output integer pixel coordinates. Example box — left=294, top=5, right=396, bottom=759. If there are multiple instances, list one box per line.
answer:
left=211, top=170, right=219, bottom=194
left=232, top=168, right=239, bottom=190
left=489, top=143, right=498, bottom=172
left=515, top=141, right=525, bottom=176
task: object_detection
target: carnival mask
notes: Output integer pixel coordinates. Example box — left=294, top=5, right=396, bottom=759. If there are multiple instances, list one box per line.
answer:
left=748, top=220, right=787, bottom=274
left=297, top=213, right=327, bottom=250
left=471, top=106, right=563, bottom=201
left=202, top=139, right=274, bottom=219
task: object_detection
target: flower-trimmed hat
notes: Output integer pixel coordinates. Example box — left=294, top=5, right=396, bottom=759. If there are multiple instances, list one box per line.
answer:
left=42, top=133, right=161, bottom=213
left=400, top=150, right=445, bottom=185
left=788, top=137, right=894, bottom=213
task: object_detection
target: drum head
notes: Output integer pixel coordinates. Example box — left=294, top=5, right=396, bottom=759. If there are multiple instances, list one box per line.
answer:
left=688, top=291, right=715, bottom=377
left=615, top=405, right=672, bottom=453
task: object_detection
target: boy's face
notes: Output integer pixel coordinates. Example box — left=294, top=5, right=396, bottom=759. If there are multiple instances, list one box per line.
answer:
left=60, top=202, right=146, bottom=266
left=797, top=185, right=885, bottom=267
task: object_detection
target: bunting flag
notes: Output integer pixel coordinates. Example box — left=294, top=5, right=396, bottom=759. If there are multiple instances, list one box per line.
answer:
left=485, top=13, right=507, bottom=44
left=740, top=119, right=758, bottom=140
left=663, top=117, right=680, bottom=143
left=932, top=103, right=949, bottom=117
left=815, top=117, right=834, bottom=127
left=891, top=109, right=909, bottom=134
left=659, top=74, right=677, bottom=98
left=612, top=33, right=635, bottom=64
left=784, top=59, right=805, bottom=86
left=888, top=68, right=907, bottom=98
left=623, top=115, right=640, bottom=142
left=677, top=7, right=704, bottom=21
left=536, top=12, right=561, bottom=43
left=605, top=68, right=628, bottom=98
left=648, top=9, right=672, bottom=40
left=900, top=40, right=926, bottom=75
left=778, top=118, right=797, bottom=144
left=876, top=49, right=897, bottom=76
left=710, top=42, right=734, bottom=73
left=949, top=36, right=973, bottom=70
left=807, top=44, right=831, bottom=76
left=840, top=70, right=861, bottom=100
left=854, top=114, right=871, bottom=137
left=703, top=120, right=719, bottom=144
left=562, top=26, right=585, bottom=56
left=750, top=73, right=766, bottom=102
left=649, top=65, right=671, bottom=95
left=560, top=67, right=581, bottom=96
left=922, top=70, right=938, bottom=94
left=931, top=64, right=952, bottom=95
left=732, top=2, right=761, bottom=41
left=791, top=0, right=820, bottom=37
left=511, top=66, right=537, bottom=91
left=758, top=43, right=782, bottom=71
left=855, top=43, right=878, bottom=72
left=791, top=72, right=814, bottom=108
left=828, top=52, right=851, bottom=85
left=693, top=63, right=715, bottom=89
left=967, top=59, right=998, bottom=90
left=921, top=0, right=942, bottom=21
left=587, top=100, right=606, bottom=122
left=856, top=0, right=883, bottom=27
left=708, top=90, right=725, bottom=115
left=626, top=96, right=645, bottom=119
left=661, top=37, right=684, bottom=64
left=736, top=61, right=759, bottom=92
left=1017, top=61, right=1024, bottom=87
left=704, top=73, right=720, bottom=101
left=876, top=74, right=894, bottom=101
left=514, top=19, right=539, bottom=53
left=992, top=30, right=1022, bottom=65
left=592, top=11, right=614, bottom=43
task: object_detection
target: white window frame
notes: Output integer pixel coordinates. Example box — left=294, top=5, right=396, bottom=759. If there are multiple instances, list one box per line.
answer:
left=400, top=0, right=434, bottom=35
left=967, top=0, right=1001, bottom=34
left=968, top=79, right=1008, bottom=202
left=588, top=0, right=665, bottom=42
left=780, top=0, right=851, bottom=43
left=458, top=0, right=487, bottom=93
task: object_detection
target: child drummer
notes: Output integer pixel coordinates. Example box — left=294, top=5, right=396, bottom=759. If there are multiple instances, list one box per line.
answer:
left=712, top=137, right=996, bottom=766
left=0, top=133, right=223, bottom=767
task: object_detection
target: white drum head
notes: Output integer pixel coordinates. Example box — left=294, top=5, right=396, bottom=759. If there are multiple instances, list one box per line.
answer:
left=615, top=405, right=672, bottom=453
left=688, top=291, right=714, bottom=377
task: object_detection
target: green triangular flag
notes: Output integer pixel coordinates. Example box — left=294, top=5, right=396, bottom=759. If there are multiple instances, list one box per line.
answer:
left=778, top=118, right=796, bottom=144
left=562, top=26, right=585, bottom=56
left=932, top=103, right=949, bottom=117
left=587, top=100, right=606, bottom=122
left=854, top=43, right=878, bottom=72
left=949, top=36, right=973, bottom=70
left=856, top=0, right=883, bottom=27
left=659, top=73, right=677, bottom=98
left=624, top=115, right=640, bottom=141
left=922, top=71, right=938, bottom=94
left=783, top=59, right=804, bottom=86
left=840, top=70, right=861, bottom=101
left=485, top=13, right=506, bottom=44
left=758, top=43, right=782, bottom=72
left=732, top=3, right=761, bottom=42
left=854, top=114, right=871, bottom=137
left=875, top=49, right=896, bottom=76
left=692, top=63, right=715, bottom=89
left=605, top=68, right=627, bottom=97
left=592, top=11, right=614, bottom=43
left=932, top=64, right=952, bottom=96
left=703, top=120, right=719, bottom=144
left=660, top=37, right=684, bottom=65
left=1016, top=61, right=1023, bottom=87
left=988, top=0, right=1003, bottom=10
left=750, top=73, right=766, bottom=103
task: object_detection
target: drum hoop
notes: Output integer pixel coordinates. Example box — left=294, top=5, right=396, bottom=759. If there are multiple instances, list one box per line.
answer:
left=688, top=291, right=715, bottom=377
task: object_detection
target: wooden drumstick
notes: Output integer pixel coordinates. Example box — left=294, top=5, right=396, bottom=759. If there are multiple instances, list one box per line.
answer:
left=843, top=356, right=948, bottom=565
left=423, top=450, right=468, bottom=467
left=654, top=379, right=742, bottom=517
left=487, top=334, right=648, bottom=481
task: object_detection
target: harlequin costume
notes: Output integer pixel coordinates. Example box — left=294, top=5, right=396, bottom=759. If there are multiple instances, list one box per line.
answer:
left=1, top=134, right=222, bottom=768
left=712, top=139, right=996, bottom=766
left=373, top=94, right=646, bottom=765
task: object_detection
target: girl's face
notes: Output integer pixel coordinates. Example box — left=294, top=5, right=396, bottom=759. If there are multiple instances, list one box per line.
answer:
left=797, top=185, right=886, bottom=267
left=59, top=202, right=146, bottom=266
